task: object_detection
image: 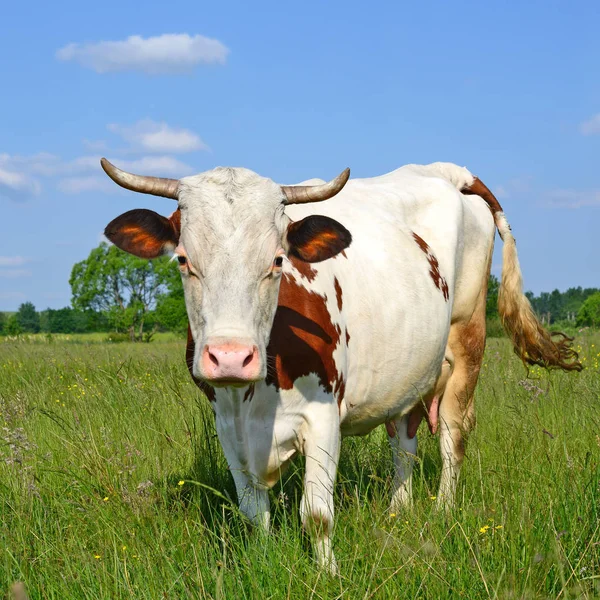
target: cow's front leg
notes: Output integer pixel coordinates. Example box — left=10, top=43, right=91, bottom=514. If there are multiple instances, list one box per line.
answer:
left=215, top=411, right=271, bottom=531
left=300, top=425, right=341, bottom=575
left=229, top=469, right=270, bottom=531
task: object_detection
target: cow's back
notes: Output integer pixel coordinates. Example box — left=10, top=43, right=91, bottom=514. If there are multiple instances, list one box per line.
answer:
left=283, top=164, right=495, bottom=435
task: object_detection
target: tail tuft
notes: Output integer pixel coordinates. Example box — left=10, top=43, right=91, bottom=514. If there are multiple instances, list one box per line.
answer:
left=497, top=232, right=582, bottom=372
left=462, top=177, right=583, bottom=373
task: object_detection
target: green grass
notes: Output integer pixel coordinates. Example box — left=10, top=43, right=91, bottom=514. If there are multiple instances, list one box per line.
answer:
left=0, top=334, right=599, bottom=599
left=0, top=331, right=185, bottom=344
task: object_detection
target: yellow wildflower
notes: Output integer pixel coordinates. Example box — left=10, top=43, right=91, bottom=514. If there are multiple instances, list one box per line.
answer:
left=178, top=480, right=185, bottom=486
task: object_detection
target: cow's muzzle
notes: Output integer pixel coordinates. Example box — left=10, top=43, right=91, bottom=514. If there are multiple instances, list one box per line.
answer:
left=201, top=341, right=261, bottom=386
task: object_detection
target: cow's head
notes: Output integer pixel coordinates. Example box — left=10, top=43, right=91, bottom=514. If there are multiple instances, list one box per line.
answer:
left=101, top=159, right=351, bottom=387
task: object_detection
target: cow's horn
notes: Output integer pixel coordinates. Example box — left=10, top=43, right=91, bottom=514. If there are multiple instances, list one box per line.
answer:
left=100, top=158, right=179, bottom=199
left=281, top=168, right=350, bottom=204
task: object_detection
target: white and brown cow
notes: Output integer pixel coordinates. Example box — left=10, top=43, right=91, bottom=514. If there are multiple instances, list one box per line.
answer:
left=101, top=159, right=581, bottom=572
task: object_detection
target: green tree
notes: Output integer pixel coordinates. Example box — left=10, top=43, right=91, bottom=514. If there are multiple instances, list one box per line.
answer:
left=5, top=314, right=22, bottom=335
left=0, top=312, right=5, bottom=334
left=486, top=274, right=499, bottom=318
left=154, top=258, right=188, bottom=335
left=577, top=292, right=600, bottom=328
left=527, top=286, right=600, bottom=324
left=16, top=302, right=40, bottom=333
left=40, top=307, right=102, bottom=334
left=70, top=242, right=174, bottom=341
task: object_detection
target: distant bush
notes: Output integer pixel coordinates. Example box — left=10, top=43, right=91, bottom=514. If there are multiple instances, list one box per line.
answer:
left=577, top=292, right=600, bottom=329
left=486, top=317, right=506, bottom=338
left=5, top=314, right=22, bottom=336
left=17, top=302, right=40, bottom=333
left=104, top=332, right=130, bottom=343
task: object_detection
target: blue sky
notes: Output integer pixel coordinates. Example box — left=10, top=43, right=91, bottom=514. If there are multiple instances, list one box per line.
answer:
left=1, top=0, right=598, bottom=311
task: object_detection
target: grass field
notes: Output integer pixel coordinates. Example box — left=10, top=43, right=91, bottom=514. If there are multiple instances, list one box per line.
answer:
left=0, top=332, right=599, bottom=599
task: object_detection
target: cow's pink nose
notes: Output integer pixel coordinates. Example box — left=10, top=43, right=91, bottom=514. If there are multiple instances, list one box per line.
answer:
left=202, top=343, right=260, bottom=383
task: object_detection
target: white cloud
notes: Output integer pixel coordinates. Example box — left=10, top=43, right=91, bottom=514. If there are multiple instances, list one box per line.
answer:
left=57, top=176, right=114, bottom=195
left=57, top=155, right=192, bottom=193
left=1, top=152, right=193, bottom=197
left=0, top=256, right=29, bottom=267
left=0, top=269, right=31, bottom=278
left=0, top=166, right=41, bottom=202
left=111, top=155, right=193, bottom=177
left=108, top=119, right=207, bottom=153
left=2, top=125, right=199, bottom=201
left=580, top=113, right=600, bottom=136
left=0, top=153, right=96, bottom=178
left=546, top=189, right=600, bottom=209
left=56, top=33, right=229, bottom=74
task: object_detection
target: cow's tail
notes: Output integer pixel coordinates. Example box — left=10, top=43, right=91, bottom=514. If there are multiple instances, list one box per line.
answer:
left=460, top=175, right=582, bottom=372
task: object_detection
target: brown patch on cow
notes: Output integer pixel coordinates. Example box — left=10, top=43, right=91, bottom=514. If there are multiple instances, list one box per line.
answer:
left=334, top=377, right=346, bottom=406
left=266, top=261, right=345, bottom=406
left=303, top=512, right=332, bottom=535
left=412, top=232, right=450, bottom=301
left=333, top=277, right=343, bottom=311
left=243, top=384, right=255, bottom=403
left=291, top=258, right=317, bottom=282
left=186, top=326, right=215, bottom=402
left=461, top=177, right=503, bottom=216
left=345, top=329, right=350, bottom=346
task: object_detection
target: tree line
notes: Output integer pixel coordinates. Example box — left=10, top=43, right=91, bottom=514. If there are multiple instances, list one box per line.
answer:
left=1, top=244, right=599, bottom=339
left=485, top=274, right=600, bottom=329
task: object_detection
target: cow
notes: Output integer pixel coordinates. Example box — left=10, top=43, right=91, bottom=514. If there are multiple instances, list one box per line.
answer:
left=100, top=158, right=581, bottom=573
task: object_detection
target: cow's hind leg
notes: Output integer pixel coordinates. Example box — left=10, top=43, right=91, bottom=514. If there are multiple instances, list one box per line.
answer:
left=387, top=415, right=417, bottom=513
left=387, top=358, right=451, bottom=513
left=437, top=292, right=486, bottom=509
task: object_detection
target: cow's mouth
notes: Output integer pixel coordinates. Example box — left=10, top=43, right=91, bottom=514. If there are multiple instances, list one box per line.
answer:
left=206, top=377, right=262, bottom=389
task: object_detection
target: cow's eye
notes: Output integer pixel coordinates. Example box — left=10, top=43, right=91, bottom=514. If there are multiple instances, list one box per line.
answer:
left=177, top=255, right=187, bottom=266
left=274, top=256, right=284, bottom=268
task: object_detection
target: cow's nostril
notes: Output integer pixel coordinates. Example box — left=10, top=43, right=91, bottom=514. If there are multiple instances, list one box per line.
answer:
left=242, top=353, right=254, bottom=368
left=208, top=351, right=219, bottom=367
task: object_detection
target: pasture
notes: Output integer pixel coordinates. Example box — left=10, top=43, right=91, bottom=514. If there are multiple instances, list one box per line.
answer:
left=0, top=334, right=598, bottom=599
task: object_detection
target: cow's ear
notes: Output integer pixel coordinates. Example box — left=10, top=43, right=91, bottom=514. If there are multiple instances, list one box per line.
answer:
left=104, top=208, right=181, bottom=259
left=286, top=215, right=352, bottom=263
